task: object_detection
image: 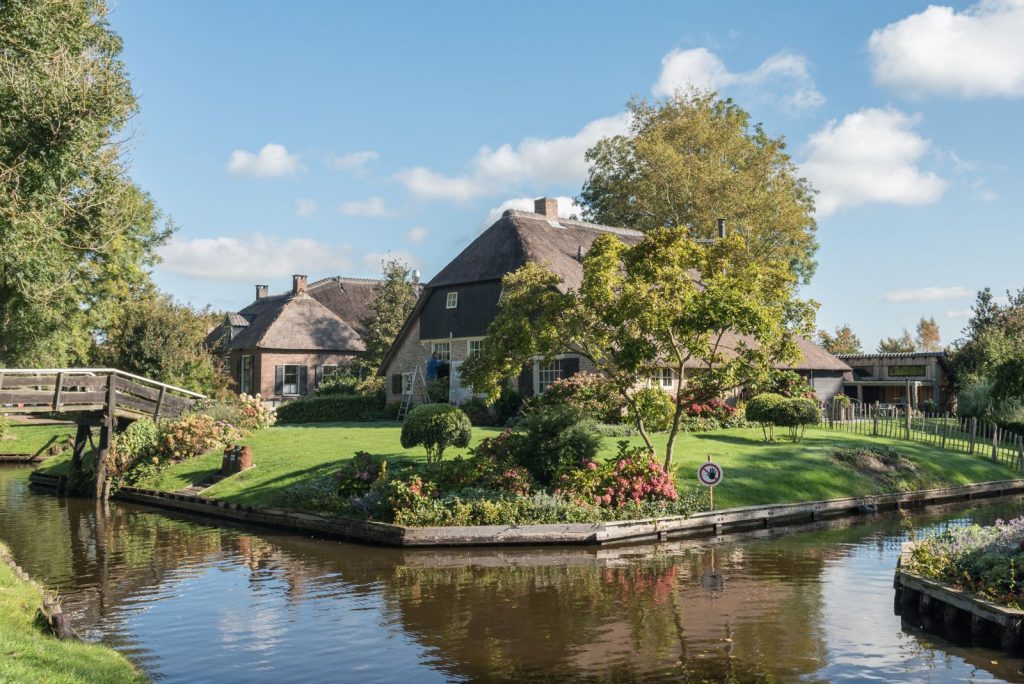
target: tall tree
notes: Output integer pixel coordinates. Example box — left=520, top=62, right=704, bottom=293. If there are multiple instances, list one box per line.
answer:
left=0, top=0, right=171, bottom=366
left=579, top=90, right=819, bottom=283
left=361, top=259, right=419, bottom=373
left=98, top=291, right=228, bottom=395
left=878, top=331, right=915, bottom=354
left=915, top=317, right=941, bottom=352
left=460, top=228, right=814, bottom=470
left=816, top=325, right=862, bottom=355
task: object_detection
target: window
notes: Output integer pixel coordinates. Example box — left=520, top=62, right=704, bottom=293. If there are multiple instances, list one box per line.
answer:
left=468, top=339, right=484, bottom=356
left=889, top=365, right=926, bottom=378
left=282, top=365, right=300, bottom=395
left=402, top=372, right=414, bottom=394
left=446, top=292, right=458, bottom=309
left=432, top=341, right=451, bottom=361
left=657, top=368, right=676, bottom=389
left=322, top=364, right=339, bottom=378
left=239, top=355, right=253, bottom=394
left=536, top=360, right=563, bottom=394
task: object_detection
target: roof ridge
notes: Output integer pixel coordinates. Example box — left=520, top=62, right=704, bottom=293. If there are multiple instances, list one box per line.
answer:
left=505, top=209, right=644, bottom=237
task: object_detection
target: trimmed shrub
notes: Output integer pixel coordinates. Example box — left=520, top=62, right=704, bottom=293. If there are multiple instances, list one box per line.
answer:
left=626, top=387, right=674, bottom=432
left=746, top=393, right=786, bottom=441
left=276, top=394, right=379, bottom=424
left=314, top=371, right=360, bottom=396
left=400, top=404, right=472, bottom=463
left=516, top=405, right=600, bottom=485
left=426, top=377, right=450, bottom=403
left=773, top=398, right=819, bottom=442
left=533, top=372, right=626, bottom=424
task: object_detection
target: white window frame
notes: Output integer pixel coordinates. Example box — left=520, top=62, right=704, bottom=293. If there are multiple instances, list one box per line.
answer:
left=282, top=364, right=301, bottom=396
left=658, top=368, right=675, bottom=389
left=240, top=355, right=253, bottom=394
left=401, top=372, right=414, bottom=394
left=468, top=339, right=484, bottom=356
left=431, top=341, right=451, bottom=361
left=535, top=359, right=563, bottom=395
left=322, top=364, right=339, bottom=378
left=446, top=292, right=459, bottom=309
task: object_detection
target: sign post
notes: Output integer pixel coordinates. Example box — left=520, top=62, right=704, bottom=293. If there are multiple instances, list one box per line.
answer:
left=697, top=455, right=723, bottom=510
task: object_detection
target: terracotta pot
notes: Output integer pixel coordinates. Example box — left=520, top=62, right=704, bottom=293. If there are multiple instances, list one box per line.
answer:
left=238, top=446, right=252, bottom=471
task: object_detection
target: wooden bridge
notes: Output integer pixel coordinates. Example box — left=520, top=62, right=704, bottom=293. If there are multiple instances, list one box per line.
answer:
left=0, top=369, right=204, bottom=498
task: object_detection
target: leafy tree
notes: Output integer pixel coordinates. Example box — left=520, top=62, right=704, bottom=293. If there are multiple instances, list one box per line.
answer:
left=460, top=227, right=814, bottom=469
left=579, top=90, right=818, bottom=283
left=915, top=317, right=941, bottom=352
left=816, top=325, right=862, bottom=355
left=878, top=331, right=915, bottom=354
left=361, top=258, right=418, bottom=373
left=98, top=291, right=228, bottom=395
left=0, top=0, right=172, bottom=366
left=948, top=288, right=1024, bottom=384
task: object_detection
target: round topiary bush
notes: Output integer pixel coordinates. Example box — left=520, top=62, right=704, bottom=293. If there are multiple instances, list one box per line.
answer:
left=773, top=398, right=820, bottom=442
left=400, top=404, right=472, bottom=463
left=626, top=387, right=675, bottom=433
left=745, top=393, right=786, bottom=441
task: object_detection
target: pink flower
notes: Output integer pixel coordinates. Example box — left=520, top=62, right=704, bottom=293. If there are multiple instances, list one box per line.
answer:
left=586, top=461, right=598, bottom=471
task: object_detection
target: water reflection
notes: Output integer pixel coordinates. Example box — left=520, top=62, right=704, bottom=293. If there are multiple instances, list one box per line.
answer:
left=2, top=466, right=1024, bottom=682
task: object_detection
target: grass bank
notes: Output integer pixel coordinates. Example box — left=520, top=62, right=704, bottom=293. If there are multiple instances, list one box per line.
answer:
left=116, top=424, right=1018, bottom=511
left=0, top=543, right=144, bottom=684
left=0, top=423, right=74, bottom=457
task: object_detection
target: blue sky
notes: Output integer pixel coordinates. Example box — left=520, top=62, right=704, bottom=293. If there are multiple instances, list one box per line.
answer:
left=110, top=0, right=1024, bottom=349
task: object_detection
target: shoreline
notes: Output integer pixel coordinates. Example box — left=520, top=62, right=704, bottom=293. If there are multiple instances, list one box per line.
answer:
left=28, top=471, right=1024, bottom=548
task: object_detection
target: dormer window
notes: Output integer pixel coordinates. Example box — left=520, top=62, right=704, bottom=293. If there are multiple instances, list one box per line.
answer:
left=446, top=292, right=458, bottom=309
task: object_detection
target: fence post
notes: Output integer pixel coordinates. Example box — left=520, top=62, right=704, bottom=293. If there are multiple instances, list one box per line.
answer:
left=1017, top=435, right=1023, bottom=472
left=992, top=424, right=999, bottom=463
left=969, top=417, right=977, bottom=455
left=905, top=409, right=911, bottom=441
left=941, top=412, right=949, bottom=449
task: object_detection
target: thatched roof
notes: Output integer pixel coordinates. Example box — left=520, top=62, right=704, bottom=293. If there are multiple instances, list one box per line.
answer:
left=429, top=210, right=643, bottom=292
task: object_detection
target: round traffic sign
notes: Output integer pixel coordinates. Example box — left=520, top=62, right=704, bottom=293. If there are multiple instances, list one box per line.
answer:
left=698, top=461, right=723, bottom=487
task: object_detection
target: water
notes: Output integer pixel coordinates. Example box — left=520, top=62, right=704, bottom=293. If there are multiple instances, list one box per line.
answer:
left=3, top=465, right=1024, bottom=683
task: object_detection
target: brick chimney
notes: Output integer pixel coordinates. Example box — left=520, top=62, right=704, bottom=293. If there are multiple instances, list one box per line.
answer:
left=534, top=197, right=558, bottom=218
left=255, top=284, right=268, bottom=300
left=292, top=274, right=308, bottom=295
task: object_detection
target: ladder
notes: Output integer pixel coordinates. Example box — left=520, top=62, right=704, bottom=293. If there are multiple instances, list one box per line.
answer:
left=397, top=365, right=427, bottom=421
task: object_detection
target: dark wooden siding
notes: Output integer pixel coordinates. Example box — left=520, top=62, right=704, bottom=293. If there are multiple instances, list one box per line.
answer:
left=419, top=281, right=503, bottom=340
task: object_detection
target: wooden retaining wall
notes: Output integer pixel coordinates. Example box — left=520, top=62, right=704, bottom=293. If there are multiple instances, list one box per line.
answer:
left=27, top=473, right=1024, bottom=548
left=895, top=542, right=1024, bottom=650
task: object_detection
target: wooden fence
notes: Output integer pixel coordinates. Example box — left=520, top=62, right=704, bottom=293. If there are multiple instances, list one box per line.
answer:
left=0, top=369, right=203, bottom=420
left=820, top=403, right=1024, bottom=471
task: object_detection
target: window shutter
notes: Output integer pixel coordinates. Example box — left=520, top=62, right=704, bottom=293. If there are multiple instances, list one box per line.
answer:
left=275, top=366, right=284, bottom=395
left=392, top=374, right=403, bottom=394
left=560, top=357, right=580, bottom=378
left=518, top=363, right=534, bottom=397
left=235, top=357, right=242, bottom=384
left=299, top=366, right=308, bottom=395
left=315, top=365, right=323, bottom=386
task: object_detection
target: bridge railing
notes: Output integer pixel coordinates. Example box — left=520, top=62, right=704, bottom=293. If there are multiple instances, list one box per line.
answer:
left=0, top=369, right=204, bottom=420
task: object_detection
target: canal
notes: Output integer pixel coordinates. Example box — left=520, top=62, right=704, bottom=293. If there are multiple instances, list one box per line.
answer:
left=2, top=465, right=1023, bottom=682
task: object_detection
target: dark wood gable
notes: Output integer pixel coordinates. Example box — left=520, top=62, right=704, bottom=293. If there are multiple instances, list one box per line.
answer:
left=419, top=280, right=503, bottom=340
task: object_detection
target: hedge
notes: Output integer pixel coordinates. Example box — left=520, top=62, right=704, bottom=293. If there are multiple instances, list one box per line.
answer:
left=276, top=394, right=380, bottom=424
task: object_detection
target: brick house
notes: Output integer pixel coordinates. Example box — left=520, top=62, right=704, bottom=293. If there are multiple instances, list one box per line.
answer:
left=379, top=198, right=850, bottom=406
left=208, top=274, right=381, bottom=403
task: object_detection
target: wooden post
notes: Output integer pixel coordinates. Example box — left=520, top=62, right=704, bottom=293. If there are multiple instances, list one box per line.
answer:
left=992, top=424, right=999, bottom=463
left=905, top=408, right=912, bottom=441
left=969, top=417, right=977, bottom=455
left=1017, top=435, right=1024, bottom=472
left=68, top=424, right=90, bottom=494
left=873, top=404, right=879, bottom=436
left=95, top=374, right=116, bottom=500
left=155, top=385, right=166, bottom=421
left=52, top=372, right=64, bottom=411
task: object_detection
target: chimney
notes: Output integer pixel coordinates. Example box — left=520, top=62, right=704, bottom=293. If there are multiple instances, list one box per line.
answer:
left=412, top=269, right=421, bottom=285
left=535, top=197, right=558, bottom=218
left=255, top=284, right=268, bottom=300
left=292, top=274, right=308, bottom=295
left=717, top=218, right=727, bottom=239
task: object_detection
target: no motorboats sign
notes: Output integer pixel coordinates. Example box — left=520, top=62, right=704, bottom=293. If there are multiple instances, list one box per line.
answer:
left=698, top=461, right=723, bottom=487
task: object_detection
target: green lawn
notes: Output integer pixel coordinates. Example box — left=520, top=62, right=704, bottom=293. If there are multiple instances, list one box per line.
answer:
left=0, top=543, right=144, bottom=684
left=132, top=423, right=1020, bottom=511
left=0, top=423, right=75, bottom=457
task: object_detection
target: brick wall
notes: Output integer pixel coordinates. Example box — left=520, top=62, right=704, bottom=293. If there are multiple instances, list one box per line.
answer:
left=228, top=349, right=359, bottom=402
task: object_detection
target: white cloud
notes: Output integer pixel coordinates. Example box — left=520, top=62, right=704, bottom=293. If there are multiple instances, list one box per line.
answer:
left=883, top=286, right=972, bottom=302
left=405, top=226, right=429, bottom=243
left=338, top=196, right=391, bottom=217
left=158, top=235, right=354, bottom=282
left=869, top=0, right=1024, bottom=98
left=801, top=108, right=947, bottom=216
left=483, top=196, right=583, bottom=227
left=395, top=114, right=630, bottom=201
left=227, top=144, right=302, bottom=178
left=652, top=47, right=825, bottom=111
left=947, top=309, right=974, bottom=318
left=295, top=199, right=317, bottom=218
left=328, top=150, right=380, bottom=173
left=361, top=250, right=422, bottom=273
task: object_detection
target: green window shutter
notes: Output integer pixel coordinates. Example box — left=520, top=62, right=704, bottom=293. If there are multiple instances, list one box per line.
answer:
left=275, top=366, right=284, bottom=395
left=518, top=363, right=534, bottom=397
left=299, top=366, right=308, bottom=395
left=392, top=374, right=403, bottom=394
left=560, top=357, right=580, bottom=378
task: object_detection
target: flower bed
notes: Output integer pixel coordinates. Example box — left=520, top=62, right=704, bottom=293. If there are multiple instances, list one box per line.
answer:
left=904, top=517, right=1024, bottom=608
